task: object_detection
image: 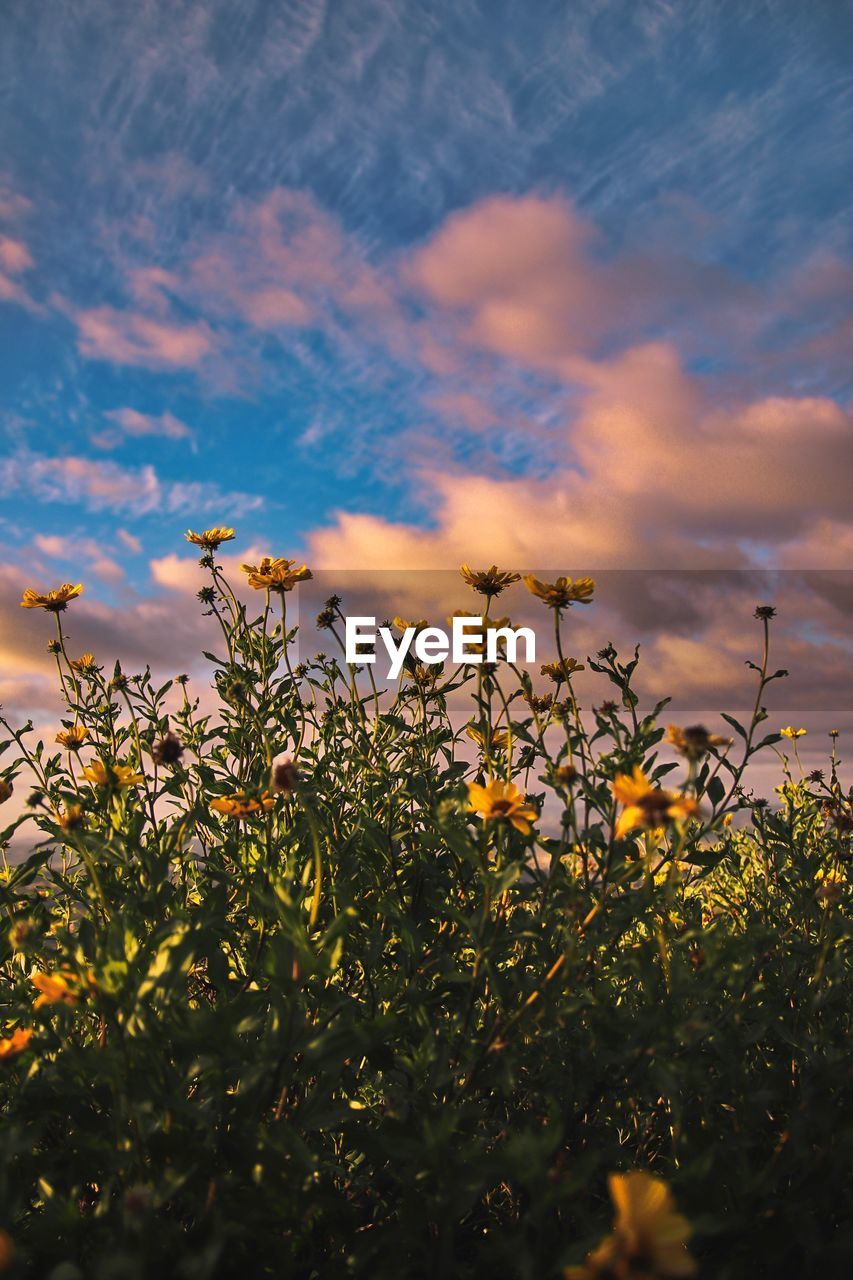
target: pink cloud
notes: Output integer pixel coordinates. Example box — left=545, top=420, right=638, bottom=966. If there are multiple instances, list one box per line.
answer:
left=71, top=304, right=215, bottom=369
left=309, top=340, right=853, bottom=570
left=97, top=407, right=193, bottom=447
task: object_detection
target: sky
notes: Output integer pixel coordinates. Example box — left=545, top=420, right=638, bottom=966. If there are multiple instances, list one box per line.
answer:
left=1, top=0, right=851, bottom=759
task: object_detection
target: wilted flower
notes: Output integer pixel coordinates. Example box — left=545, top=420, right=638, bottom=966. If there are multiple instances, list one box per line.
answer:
left=666, top=724, right=732, bottom=760
left=152, top=731, right=184, bottom=766
left=822, top=802, right=853, bottom=834
left=20, top=583, right=83, bottom=612
left=525, top=692, right=554, bottom=715
left=210, top=792, right=275, bottom=819
left=564, top=1170, right=696, bottom=1279
left=754, top=604, right=776, bottom=620
left=553, top=763, right=579, bottom=787
left=0, top=1027, right=34, bottom=1062
left=466, top=724, right=509, bottom=751
left=541, top=658, right=585, bottom=684
left=271, top=757, right=299, bottom=796
left=241, top=557, right=312, bottom=592
left=82, top=760, right=144, bottom=789
left=467, top=779, right=537, bottom=835
left=459, top=564, right=520, bottom=597
left=55, top=725, right=90, bottom=751
left=524, top=574, right=594, bottom=610
left=185, top=527, right=235, bottom=550
left=612, top=767, right=699, bottom=839
left=780, top=726, right=806, bottom=740
left=316, top=607, right=336, bottom=629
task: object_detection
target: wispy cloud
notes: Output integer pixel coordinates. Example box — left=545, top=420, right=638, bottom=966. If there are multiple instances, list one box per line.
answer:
left=94, top=407, right=193, bottom=448
left=0, top=452, right=262, bottom=518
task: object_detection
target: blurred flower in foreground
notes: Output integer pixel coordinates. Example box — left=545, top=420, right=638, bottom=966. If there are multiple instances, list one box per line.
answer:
left=459, top=564, right=520, bottom=597
left=816, top=868, right=845, bottom=907
left=211, top=792, right=275, bottom=819
left=0, top=1027, right=33, bottom=1062
left=524, top=575, right=594, bottom=610
left=666, top=724, right=731, bottom=760
left=185, top=527, right=235, bottom=550
left=467, top=779, right=537, bottom=835
left=56, top=804, right=84, bottom=832
left=152, top=731, right=184, bottom=766
left=565, top=1170, right=696, bottom=1279
left=20, top=583, right=83, bottom=612
left=0, top=779, right=12, bottom=805
left=612, top=767, right=699, bottom=839
left=271, top=757, right=299, bottom=796
left=32, top=970, right=90, bottom=1009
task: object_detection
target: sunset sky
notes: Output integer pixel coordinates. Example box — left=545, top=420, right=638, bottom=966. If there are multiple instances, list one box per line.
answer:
left=1, top=0, right=851, bottom=754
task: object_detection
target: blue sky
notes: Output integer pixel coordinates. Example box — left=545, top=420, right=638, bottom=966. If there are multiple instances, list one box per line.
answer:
left=0, top=0, right=851, bottom=759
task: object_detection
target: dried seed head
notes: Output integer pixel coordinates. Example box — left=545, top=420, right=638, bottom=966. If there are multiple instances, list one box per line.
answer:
left=271, top=757, right=299, bottom=796
left=152, top=731, right=184, bottom=767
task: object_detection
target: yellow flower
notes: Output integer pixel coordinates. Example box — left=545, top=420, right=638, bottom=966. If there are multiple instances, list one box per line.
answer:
left=20, top=582, right=83, bottom=612
left=32, top=969, right=87, bottom=1009
left=466, top=724, right=510, bottom=751
left=0, top=1027, right=34, bottom=1062
left=56, top=725, right=90, bottom=751
left=612, top=767, right=699, bottom=839
left=448, top=611, right=512, bottom=656
left=56, top=804, right=84, bottom=832
left=467, top=779, right=537, bottom=835
left=666, top=724, right=732, bottom=760
left=82, top=760, right=144, bottom=788
left=523, top=574, right=594, bottom=610
left=817, top=868, right=845, bottom=907
left=185, top=527, right=235, bottom=550
left=240, top=557, right=312, bottom=592
left=70, top=652, right=97, bottom=672
left=541, top=658, right=585, bottom=683
left=210, top=791, right=276, bottom=819
left=780, top=726, right=806, bottom=740
left=0, top=779, right=12, bottom=805
left=393, top=616, right=428, bottom=634
left=565, top=1171, right=696, bottom=1279
left=459, top=564, right=520, bottom=597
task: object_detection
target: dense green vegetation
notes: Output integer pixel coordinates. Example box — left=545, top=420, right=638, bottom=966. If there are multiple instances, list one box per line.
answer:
left=1, top=537, right=850, bottom=1278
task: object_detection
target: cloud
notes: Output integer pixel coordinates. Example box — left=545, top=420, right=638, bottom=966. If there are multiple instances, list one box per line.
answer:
left=94, top=407, right=193, bottom=448
left=308, top=339, right=853, bottom=571
left=0, top=229, right=37, bottom=311
left=0, top=452, right=263, bottom=518
left=69, top=303, right=215, bottom=370
left=117, top=528, right=143, bottom=554
left=34, top=533, right=125, bottom=584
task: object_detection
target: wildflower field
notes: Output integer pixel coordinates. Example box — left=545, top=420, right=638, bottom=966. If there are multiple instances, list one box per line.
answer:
left=1, top=532, right=851, bottom=1279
